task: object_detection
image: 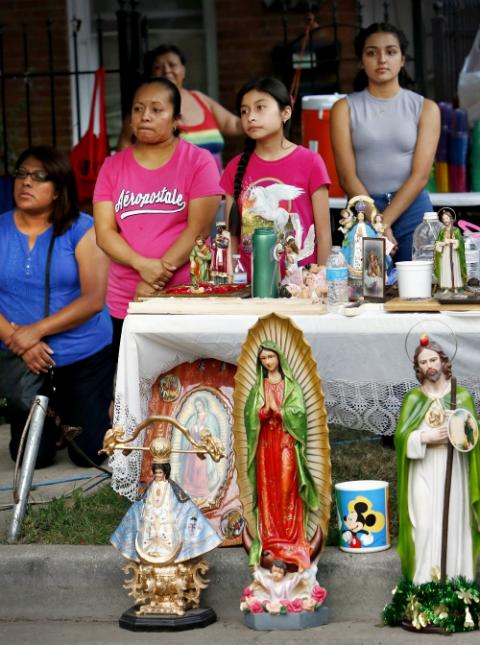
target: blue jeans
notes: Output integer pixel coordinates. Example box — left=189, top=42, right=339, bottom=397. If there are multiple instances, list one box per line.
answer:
left=371, top=190, right=433, bottom=263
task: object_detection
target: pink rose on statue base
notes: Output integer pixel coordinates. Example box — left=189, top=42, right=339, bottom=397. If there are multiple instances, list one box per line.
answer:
left=248, top=599, right=265, bottom=614
left=283, top=598, right=304, bottom=613
left=311, top=584, right=327, bottom=605
left=240, top=586, right=254, bottom=601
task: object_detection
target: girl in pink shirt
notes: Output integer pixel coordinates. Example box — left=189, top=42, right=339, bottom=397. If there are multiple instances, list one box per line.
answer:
left=221, top=77, right=331, bottom=279
left=94, top=77, right=223, bottom=355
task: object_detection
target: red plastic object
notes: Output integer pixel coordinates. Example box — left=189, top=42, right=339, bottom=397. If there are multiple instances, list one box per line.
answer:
left=69, top=68, right=109, bottom=204
left=301, top=95, right=345, bottom=197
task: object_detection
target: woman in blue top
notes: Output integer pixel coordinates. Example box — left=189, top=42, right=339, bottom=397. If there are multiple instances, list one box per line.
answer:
left=0, top=146, right=113, bottom=468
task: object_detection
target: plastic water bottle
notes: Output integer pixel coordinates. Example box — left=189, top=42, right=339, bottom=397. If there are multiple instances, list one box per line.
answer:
left=232, top=254, right=247, bottom=284
left=326, top=246, right=349, bottom=312
left=412, top=212, right=443, bottom=261
left=464, top=232, right=480, bottom=281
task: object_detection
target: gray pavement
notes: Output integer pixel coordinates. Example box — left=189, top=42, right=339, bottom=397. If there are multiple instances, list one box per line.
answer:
left=0, top=619, right=479, bottom=645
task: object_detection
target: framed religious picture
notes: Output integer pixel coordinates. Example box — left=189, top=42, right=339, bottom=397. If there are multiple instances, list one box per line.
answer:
left=142, top=359, right=245, bottom=546
left=448, top=407, right=479, bottom=453
left=362, top=237, right=385, bottom=302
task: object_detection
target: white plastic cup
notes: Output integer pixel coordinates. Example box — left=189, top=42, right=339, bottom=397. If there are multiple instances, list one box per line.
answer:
left=396, top=260, right=433, bottom=299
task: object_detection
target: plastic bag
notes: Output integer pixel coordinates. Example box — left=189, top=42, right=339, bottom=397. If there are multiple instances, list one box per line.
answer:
left=70, top=68, right=109, bottom=203
left=458, top=26, right=480, bottom=126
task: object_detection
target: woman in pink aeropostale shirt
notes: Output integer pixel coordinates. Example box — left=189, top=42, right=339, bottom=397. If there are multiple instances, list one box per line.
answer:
left=94, top=77, right=223, bottom=357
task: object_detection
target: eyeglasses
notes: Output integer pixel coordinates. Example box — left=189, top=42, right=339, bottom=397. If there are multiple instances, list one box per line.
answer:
left=13, top=168, right=51, bottom=183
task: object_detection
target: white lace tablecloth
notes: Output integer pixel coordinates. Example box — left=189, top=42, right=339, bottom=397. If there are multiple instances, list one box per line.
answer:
left=112, top=309, right=480, bottom=499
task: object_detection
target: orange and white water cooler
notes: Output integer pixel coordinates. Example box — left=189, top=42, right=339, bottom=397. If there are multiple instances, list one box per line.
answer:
left=302, top=94, right=345, bottom=197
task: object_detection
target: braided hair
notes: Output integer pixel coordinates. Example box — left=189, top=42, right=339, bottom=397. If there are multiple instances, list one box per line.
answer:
left=352, top=22, right=415, bottom=92
left=228, top=77, right=292, bottom=236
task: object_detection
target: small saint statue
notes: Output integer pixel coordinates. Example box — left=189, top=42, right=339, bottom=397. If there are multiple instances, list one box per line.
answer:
left=100, top=418, right=225, bottom=630
left=340, top=196, right=378, bottom=276
left=189, top=234, right=211, bottom=287
left=434, top=207, right=466, bottom=293
left=210, top=221, right=231, bottom=284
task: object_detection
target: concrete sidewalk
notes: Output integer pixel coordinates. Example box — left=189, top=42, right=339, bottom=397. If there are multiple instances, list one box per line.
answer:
left=1, top=619, right=479, bottom=645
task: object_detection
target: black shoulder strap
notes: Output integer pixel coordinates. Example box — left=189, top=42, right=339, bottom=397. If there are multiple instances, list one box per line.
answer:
left=43, top=233, right=55, bottom=318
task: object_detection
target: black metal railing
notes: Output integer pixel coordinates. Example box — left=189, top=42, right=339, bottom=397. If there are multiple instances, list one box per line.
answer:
left=1, top=0, right=479, bottom=178
left=0, top=1, right=148, bottom=175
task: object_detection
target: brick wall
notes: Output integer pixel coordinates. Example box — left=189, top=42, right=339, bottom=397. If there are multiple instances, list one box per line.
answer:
left=0, top=1, right=71, bottom=169
left=216, top=0, right=359, bottom=159
left=0, top=1, right=360, bottom=170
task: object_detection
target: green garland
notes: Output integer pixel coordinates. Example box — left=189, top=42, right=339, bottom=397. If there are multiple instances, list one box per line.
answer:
left=383, top=576, right=480, bottom=633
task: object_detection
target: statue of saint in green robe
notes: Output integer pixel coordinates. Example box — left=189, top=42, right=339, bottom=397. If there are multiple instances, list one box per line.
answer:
left=395, top=384, right=480, bottom=583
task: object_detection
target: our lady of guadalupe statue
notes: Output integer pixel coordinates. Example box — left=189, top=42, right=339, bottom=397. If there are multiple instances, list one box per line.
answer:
left=232, top=313, right=331, bottom=630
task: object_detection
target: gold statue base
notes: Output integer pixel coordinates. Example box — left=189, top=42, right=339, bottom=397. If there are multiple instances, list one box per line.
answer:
left=119, top=557, right=216, bottom=631
left=123, top=557, right=210, bottom=616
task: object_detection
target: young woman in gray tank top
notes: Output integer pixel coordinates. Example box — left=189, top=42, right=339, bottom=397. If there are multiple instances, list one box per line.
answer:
left=330, top=23, right=440, bottom=262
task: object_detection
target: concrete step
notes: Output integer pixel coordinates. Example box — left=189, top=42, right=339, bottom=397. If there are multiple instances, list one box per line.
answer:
left=0, top=545, right=401, bottom=623
left=1, top=619, right=479, bottom=645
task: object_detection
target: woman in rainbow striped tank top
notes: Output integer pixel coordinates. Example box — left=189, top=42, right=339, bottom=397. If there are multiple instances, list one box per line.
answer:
left=118, top=44, right=241, bottom=169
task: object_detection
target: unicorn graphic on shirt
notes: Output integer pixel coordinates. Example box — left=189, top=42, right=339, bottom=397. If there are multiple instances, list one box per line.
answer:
left=248, top=184, right=304, bottom=233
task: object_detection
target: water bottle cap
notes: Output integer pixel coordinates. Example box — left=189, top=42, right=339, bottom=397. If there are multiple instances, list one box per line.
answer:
left=423, top=212, right=438, bottom=220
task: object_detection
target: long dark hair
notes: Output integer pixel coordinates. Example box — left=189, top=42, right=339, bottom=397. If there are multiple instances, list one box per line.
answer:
left=14, top=146, right=79, bottom=235
left=132, top=76, right=182, bottom=136
left=228, top=77, right=292, bottom=236
left=143, top=43, right=187, bottom=77
left=352, top=22, right=414, bottom=92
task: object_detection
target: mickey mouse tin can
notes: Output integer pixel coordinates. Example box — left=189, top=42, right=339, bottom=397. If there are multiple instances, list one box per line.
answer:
left=335, top=480, right=390, bottom=553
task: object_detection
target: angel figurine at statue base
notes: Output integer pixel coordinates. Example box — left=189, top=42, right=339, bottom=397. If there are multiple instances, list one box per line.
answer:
left=233, top=313, right=331, bottom=630
left=100, top=418, right=225, bottom=631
